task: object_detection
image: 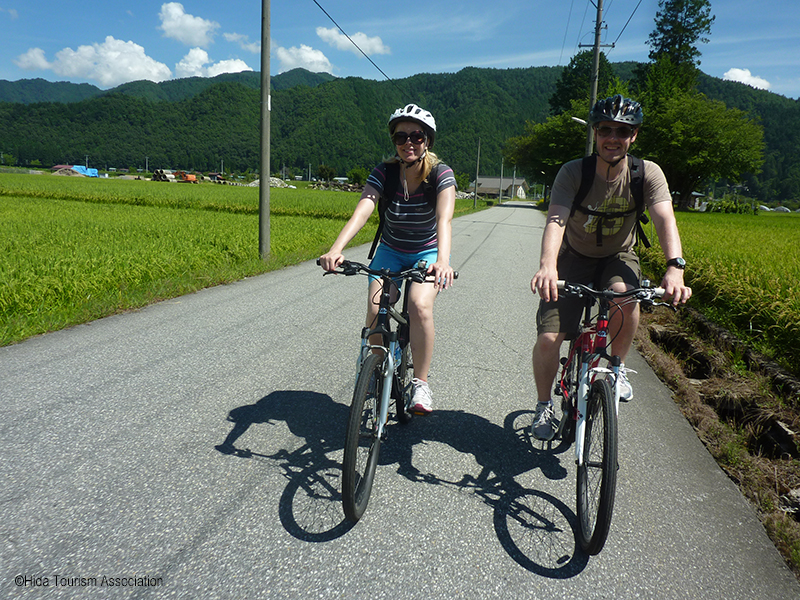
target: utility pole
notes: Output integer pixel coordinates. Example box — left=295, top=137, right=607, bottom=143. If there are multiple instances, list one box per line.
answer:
left=473, top=138, right=481, bottom=209
left=580, top=0, right=613, bottom=157
left=259, top=0, right=271, bottom=260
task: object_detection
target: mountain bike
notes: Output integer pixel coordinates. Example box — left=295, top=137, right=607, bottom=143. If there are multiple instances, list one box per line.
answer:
left=319, top=259, right=456, bottom=522
left=547, top=280, right=672, bottom=555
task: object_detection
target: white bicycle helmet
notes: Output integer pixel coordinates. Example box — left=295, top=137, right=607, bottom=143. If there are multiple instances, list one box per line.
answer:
left=388, top=104, right=437, bottom=148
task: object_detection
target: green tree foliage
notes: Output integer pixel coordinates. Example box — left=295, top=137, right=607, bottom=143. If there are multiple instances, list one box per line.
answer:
left=0, top=65, right=796, bottom=203
left=637, top=90, right=765, bottom=209
left=347, top=167, right=368, bottom=185
left=548, top=51, right=615, bottom=115
left=317, top=164, right=336, bottom=182
left=504, top=99, right=589, bottom=188
left=645, top=0, right=715, bottom=89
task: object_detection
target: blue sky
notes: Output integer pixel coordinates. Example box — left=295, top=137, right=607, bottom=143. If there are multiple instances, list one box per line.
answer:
left=1, top=1, right=798, bottom=99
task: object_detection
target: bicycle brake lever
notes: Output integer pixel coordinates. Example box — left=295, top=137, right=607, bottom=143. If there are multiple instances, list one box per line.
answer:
left=652, top=301, right=678, bottom=312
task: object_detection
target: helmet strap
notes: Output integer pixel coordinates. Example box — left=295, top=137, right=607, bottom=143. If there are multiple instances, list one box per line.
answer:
left=397, top=148, right=427, bottom=167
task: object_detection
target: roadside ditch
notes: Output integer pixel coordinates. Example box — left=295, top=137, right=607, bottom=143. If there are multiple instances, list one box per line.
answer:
left=635, top=305, right=800, bottom=579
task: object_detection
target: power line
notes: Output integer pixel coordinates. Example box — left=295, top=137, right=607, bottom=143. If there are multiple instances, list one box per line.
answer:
left=559, top=0, right=577, bottom=65
left=311, top=0, right=407, bottom=97
left=611, top=0, right=645, bottom=47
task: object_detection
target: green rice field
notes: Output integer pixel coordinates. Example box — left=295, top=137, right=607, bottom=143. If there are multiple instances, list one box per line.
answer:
left=640, top=210, right=800, bottom=375
left=2, top=172, right=799, bottom=376
left=0, top=173, right=488, bottom=345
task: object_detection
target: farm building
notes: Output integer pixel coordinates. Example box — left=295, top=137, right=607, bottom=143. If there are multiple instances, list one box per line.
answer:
left=467, top=176, right=530, bottom=199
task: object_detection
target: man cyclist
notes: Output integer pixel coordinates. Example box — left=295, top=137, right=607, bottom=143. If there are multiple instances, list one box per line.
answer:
left=530, top=94, right=692, bottom=441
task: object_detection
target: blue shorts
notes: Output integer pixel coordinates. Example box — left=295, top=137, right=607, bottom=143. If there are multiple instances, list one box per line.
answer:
left=368, top=244, right=439, bottom=285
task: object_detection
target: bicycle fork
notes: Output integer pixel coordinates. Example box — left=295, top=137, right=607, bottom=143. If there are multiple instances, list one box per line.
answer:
left=573, top=356, right=622, bottom=467
left=356, top=329, right=399, bottom=442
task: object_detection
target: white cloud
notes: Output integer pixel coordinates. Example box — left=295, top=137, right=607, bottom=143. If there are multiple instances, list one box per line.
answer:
left=159, top=2, right=219, bottom=48
left=723, top=68, right=771, bottom=91
left=175, top=48, right=252, bottom=78
left=275, top=44, right=333, bottom=74
left=1, top=7, right=19, bottom=19
left=14, top=48, right=50, bottom=70
left=316, top=27, right=390, bottom=56
left=15, top=37, right=172, bottom=88
left=224, top=33, right=260, bottom=54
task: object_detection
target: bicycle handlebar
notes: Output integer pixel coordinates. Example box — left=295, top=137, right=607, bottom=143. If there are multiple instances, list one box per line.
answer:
left=557, top=280, right=666, bottom=302
left=317, top=259, right=458, bottom=282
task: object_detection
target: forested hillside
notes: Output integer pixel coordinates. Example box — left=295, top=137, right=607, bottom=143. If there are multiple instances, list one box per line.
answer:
left=1, top=65, right=798, bottom=202
left=0, top=69, right=334, bottom=104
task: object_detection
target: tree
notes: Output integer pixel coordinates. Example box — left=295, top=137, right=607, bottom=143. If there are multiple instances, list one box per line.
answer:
left=317, top=164, right=336, bottom=182
left=504, top=99, right=590, bottom=189
left=645, top=0, right=715, bottom=89
left=348, top=167, right=368, bottom=185
left=549, top=51, right=615, bottom=116
left=637, top=90, right=765, bottom=210
left=507, top=80, right=633, bottom=192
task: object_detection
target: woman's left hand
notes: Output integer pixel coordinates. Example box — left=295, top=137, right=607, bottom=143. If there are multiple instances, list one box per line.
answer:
left=428, top=261, right=455, bottom=291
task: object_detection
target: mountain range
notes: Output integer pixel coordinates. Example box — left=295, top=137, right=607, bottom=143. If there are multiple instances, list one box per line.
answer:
left=1, top=66, right=798, bottom=203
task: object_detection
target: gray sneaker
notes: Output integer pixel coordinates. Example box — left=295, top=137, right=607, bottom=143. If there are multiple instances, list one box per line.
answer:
left=532, top=402, right=557, bottom=441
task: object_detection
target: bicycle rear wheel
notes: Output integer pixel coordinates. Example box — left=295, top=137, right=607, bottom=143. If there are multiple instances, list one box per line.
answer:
left=576, top=378, right=618, bottom=555
left=395, top=342, right=414, bottom=424
left=342, top=352, right=384, bottom=522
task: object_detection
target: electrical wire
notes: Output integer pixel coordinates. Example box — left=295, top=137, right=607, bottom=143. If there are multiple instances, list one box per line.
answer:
left=611, top=0, right=645, bottom=47
left=311, top=0, right=407, bottom=97
left=559, top=0, right=577, bottom=65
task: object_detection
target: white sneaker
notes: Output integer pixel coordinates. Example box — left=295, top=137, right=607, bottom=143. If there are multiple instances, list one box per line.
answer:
left=618, top=365, right=634, bottom=401
left=532, top=401, right=556, bottom=441
left=410, top=378, right=433, bottom=414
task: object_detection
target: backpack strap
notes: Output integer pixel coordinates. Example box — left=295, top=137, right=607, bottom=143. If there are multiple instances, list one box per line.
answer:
left=570, top=154, right=597, bottom=220
left=628, top=155, right=651, bottom=249
left=570, top=154, right=650, bottom=248
left=367, top=162, right=441, bottom=259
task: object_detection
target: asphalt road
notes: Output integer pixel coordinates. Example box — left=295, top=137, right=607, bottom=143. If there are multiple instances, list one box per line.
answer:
left=2, top=203, right=798, bottom=599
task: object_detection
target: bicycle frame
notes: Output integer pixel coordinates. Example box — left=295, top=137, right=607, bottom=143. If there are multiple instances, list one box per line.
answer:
left=570, top=295, right=621, bottom=466
left=558, top=281, right=667, bottom=464
left=355, top=274, right=411, bottom=441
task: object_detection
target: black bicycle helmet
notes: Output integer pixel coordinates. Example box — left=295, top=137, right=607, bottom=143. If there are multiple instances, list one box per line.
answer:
left=588, top=94, right=643, bottom=126
left=388, top=104, right=437, bottom=149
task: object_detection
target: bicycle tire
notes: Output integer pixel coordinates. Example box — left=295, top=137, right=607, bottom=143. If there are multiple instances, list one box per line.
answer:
left=395, top=342, right=414, bottom=424
left=576, top=378, right=618, bottom=555
left=555, top=340, right=580, bottom=444
left=342, top=352, right=384, bottom=522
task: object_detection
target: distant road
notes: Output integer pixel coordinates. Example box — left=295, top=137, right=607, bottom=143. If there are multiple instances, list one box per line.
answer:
left=2, top=203, right=797, bottom=599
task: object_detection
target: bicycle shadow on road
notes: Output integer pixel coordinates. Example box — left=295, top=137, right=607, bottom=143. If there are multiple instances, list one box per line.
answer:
left=380, top=408, right=589, bottom=578
left=214, top=390, right=353, bottom=542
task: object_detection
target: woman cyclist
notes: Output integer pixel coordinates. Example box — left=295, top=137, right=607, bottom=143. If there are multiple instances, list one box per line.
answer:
left=319, top=104, right=457, bottom=414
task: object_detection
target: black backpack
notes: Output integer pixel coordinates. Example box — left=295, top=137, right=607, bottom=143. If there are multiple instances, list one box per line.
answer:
left=367, top=162, right=442, bottom=259
left=570, top=154, right=650, bottom=248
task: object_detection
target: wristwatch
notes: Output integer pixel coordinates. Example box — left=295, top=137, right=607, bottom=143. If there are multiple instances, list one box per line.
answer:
left=666, top=257, right=686, bottom=270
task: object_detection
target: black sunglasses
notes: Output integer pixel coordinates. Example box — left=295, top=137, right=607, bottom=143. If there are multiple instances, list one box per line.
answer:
left=392, top=130, right=427, bottom=146
left=595, top=125, right=636, bottom=139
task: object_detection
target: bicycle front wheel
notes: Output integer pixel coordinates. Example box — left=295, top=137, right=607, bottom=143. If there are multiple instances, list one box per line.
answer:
left=395, top=342, right=414, bottom=424
left=555, top=340, right=580, bottom=444
left=576, top=378, right=618, bottom=555
left=342, top=352, right=384, bottom=522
